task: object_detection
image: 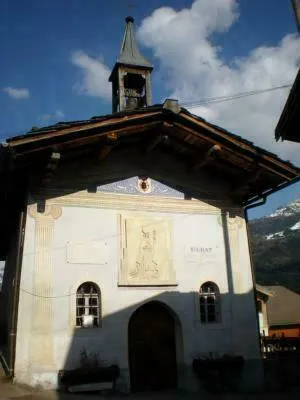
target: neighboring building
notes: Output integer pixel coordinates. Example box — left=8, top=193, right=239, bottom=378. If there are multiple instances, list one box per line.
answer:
left=256, top=284, right=300, bottom=337
left=256, top=284, right=272, bottom=336
left=265, top=285, right=300, bottom=337
left=275, top=68, right=300, bottom=143
left=0, top=16, right=300, bottom=393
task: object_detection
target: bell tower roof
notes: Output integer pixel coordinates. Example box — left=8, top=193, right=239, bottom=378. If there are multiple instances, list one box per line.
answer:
left=117, top=16, right=152, bottom=69
left=109, top=16, right=153, bottom=81
left=109, top=16, right=153, bottom=112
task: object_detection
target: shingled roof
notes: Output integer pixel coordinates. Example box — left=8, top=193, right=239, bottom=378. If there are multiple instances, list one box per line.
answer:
left=1, top=101, right=299, bottom=206
left=264, top=285, right=300, bottom=326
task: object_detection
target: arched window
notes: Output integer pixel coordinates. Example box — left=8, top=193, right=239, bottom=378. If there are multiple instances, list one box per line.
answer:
left=76, top=282, right=101, bottom=327
left=199, top=282, right=221, bottom=323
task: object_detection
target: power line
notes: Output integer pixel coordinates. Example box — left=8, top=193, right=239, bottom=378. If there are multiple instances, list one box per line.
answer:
left=182, top=83, right=293, bottom=108
left=20, top=287, right=77, bottom=298
left=0, top=85, right=293, bottom=143
left=8, top=281, right=75, bottom=299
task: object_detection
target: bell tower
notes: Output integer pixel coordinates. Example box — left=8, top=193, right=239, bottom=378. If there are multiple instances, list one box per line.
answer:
left=109, top=16, right=153, bottom=112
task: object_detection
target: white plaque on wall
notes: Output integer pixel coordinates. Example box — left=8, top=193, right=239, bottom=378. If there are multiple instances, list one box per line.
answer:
left=67, top=241, right=109, bottom=264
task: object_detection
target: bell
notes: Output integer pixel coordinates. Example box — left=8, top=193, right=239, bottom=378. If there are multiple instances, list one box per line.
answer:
left=126, top=97, right=138, bottom=110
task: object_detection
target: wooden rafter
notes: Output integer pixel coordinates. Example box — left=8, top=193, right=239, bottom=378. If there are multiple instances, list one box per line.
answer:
left=41, top=152, right=60, bottom=187
left=98, top=132, right=118, bottom=161
left=192, top=144, right=222, bottom=172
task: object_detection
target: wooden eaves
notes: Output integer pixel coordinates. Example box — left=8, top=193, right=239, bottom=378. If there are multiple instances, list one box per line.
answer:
left=0, top=101, right=299, bottom=202
left=275, top=68, right=300, bottom=143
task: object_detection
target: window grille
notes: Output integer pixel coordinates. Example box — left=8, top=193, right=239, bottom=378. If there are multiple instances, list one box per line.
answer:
left=199, top=282, right=221, bottom=323
left=76, top=282, right=100, bottom=327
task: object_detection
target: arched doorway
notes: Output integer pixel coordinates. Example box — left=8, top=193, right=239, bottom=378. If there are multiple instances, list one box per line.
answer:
left=128, top=301, right=178, bottom=392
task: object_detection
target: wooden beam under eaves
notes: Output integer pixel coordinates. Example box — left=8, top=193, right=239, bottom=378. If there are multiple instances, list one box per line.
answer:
left=145, top=134, right=169, bottom=153
left=98, top=132, right=118, bottom=161
left=192, top=144, right=222, bottom=172
left=231, top=169, right=261, bottom=196
left=41, top=151, right=60, bottom=186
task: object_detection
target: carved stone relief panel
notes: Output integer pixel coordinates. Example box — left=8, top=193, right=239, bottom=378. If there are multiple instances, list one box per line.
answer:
left=119, top=216, right=176, bottom=286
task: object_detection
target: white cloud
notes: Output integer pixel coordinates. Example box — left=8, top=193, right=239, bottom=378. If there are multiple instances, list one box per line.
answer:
left=71, top=50, right=111, bottom=100
left=3, top=87, right=30, bottom=99
left=56, top=110, right=65, bottom=118
left=39, top=110, right=65, bottom=122
left=189, top=106, right=220, bottom=121
left=138, top=0, right=300, bottom=165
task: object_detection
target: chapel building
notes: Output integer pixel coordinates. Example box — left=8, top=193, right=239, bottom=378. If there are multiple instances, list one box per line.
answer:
left=0, top=16, right=299, bottom=392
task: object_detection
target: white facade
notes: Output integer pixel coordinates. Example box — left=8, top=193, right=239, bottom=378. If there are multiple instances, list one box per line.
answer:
left=14, top=178, right=261, bottom=391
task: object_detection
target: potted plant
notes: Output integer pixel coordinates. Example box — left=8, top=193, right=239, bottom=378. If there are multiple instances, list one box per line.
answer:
left=193, top=353, right=244, bottom=393
left=58, top=350, right=120, bottom=392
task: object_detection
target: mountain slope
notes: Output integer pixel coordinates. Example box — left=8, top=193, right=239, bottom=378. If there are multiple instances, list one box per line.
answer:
left=249, top=200, right=300, bottom=294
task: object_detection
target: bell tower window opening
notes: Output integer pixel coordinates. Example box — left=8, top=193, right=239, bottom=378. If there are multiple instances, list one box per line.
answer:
left=124, top=73, right=146, bottom=110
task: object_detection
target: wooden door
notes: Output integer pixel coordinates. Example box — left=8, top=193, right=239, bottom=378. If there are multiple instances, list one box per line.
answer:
left=128, top=301, right=177, bottom=392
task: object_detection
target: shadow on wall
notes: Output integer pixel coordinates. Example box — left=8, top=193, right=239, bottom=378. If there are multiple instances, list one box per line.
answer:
left=17, top=289, right=263, bottom=394
left=0, top=169, right=262, bottom=393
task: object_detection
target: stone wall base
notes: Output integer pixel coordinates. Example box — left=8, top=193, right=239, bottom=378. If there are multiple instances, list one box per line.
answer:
left=14, top=359, right=263, bottom=393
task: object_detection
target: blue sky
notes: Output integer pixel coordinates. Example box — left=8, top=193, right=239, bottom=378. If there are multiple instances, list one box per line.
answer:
left=0, top=0, right=299, bottom=219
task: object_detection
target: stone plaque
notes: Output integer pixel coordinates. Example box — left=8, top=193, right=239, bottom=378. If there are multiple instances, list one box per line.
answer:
left=119, top=217, right=176, bottom=286
left=67, top=241, right=109, bottom=264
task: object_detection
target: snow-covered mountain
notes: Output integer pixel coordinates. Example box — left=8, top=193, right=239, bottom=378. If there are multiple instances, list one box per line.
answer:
left=249, top=200, right=300, bottom=294
left=269, top=199, right=300, bottom=218
left=250, top=199, right=300, bottom=240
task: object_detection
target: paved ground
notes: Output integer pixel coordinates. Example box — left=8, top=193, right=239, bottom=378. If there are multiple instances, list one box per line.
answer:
left=0, top=380, right=299, bottom=400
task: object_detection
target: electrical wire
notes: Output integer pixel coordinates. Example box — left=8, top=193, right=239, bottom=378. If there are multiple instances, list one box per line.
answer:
left=0, top=84, right=292, bottom=143
left=20, top=287, right=77, bottom=298
left=182, top=83, right=293, bottom=108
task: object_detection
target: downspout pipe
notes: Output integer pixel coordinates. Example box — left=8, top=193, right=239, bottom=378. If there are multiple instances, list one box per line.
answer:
left=243, top=197, right=266, bottom=358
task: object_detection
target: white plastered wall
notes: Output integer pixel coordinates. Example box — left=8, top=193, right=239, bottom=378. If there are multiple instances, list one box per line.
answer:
left=14, top=190, right=260, bottom=389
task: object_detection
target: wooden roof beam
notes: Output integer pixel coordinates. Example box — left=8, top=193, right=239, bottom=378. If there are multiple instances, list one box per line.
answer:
left=231, top=169, right=261, bottom=195
left=98, top=132, right=118, bottom=161
left=7, top=111, right=162, bottom=146
left=229, top=171, right=267, bottom=203
left=192, top=144, right=222, bottom=172
left=173, top=120, right=296, bottom=179
left=38, top=151, right=61, bottom=190
left=12, top=121, right=161, bottom=159
left=145, top=134, right=169, bottom=153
